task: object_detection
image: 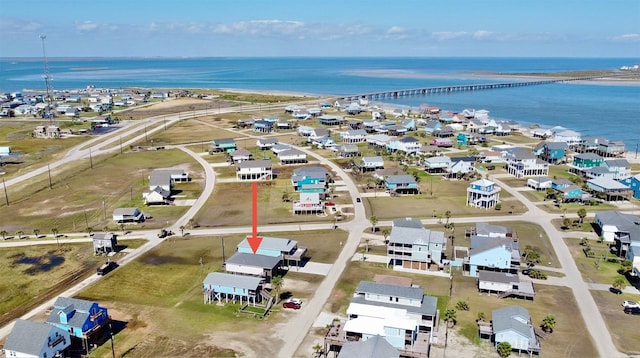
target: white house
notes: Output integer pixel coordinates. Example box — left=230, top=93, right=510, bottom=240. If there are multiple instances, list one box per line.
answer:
left=505, top=148, right=549, bottom=178
left=466, top=179, right=501, bottom=209
left=278, top=149, right=307, bottom=164
left=361, top=156, right=384, bottom=171
left=236, top=159, right=272, bottom=181
left=554, top=129, right=582, bottom=147
left=341, top=129, right=367, bottom=143
left=491, top=306, right=540, bottom=355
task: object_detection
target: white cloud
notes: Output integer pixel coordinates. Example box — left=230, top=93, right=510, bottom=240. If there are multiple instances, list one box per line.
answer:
left=432, top=31, right=469, bottom=41
left=473, top=30, right=494, bottom=39
left=611, top=33, right=640, bottom=42
left=76, top=21, right=98, bottom=32
left=0, top=18, right=43, bottom=33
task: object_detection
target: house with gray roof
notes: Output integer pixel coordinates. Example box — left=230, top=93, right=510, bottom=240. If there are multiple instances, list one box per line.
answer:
left=224, top=252, right=281, bottom=282
left=586, top=177, right=632, bottom=201
left=92, top=233, right=117, bottom=254
left=46, top=297, right=109, bottom=339
left=112, top=207, right=144, bottom=223
left=203, top=272, right=264, bottom=306
left=326, top=278, right=437, bottom=357
left=360, top=156, right=384, bottom=172
left=387, top=217, right=446, bottom=271
left=466, top=236, right=520, bottom=277
left=338, top=335, right=399, bottom=358
left=4, top=319, right=71, bottom=358
left=209, top=138, right=236, bottom=153
left=594, top=211, right=640, bottom=259
left=505, top=148, right=549, bottom=178
left=474, top=222, right=513, bottom=238
left=491, top=306, right=541, bottom=355
left=229, top=148, right=253, bottom=163
left=384, top=174, right=419, bottom=195
left=256, top=137, right=278, bottom=150
left=478, top=271, right=534, bottom=300
left=237, top=235, right=307, bottom=267
left=236, top=159, right=272, bottom=181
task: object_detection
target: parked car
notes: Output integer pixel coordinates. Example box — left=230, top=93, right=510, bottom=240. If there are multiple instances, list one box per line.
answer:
left=622, top=300, right=640, bottom=309
left=356, top=197, right=361, bottom=203
left=609, top=287, right=623, bottom=295
left=287, top=298, right=303, bottom=305
left=283, top=301, right=301, bottom=310
left=624, top=307, right=640, bottom=315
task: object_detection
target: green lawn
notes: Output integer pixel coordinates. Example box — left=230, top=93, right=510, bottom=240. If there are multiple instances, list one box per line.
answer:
left=564, top=237, right=633, bottom=286
left=591, top=289, right=640, bottom=355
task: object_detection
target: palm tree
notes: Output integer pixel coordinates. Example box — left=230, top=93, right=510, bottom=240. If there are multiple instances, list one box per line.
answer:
left=15, top=230, right=24, bottom=239
left=620, top=260, right=633, bottom=274
left=541, top=314, right=557, bottom=333
left=0, top=230, right=7, bottom=240
left=33, top=229, right=40, bottom=238
left=281, top=190, right=291, bottom=202
left=444, top=210, right=452, bottom=228
left=369, top=215, right=378, bottom=233
left=52, top=227, right=60, bottom=248
left=443, top=309, right=457, bottom=327
left=271, top=275, right=284, bottom=303
left=476, top=312, right=486, bottom=322
left=577, top=208, right=587, bottom=224
left=381, top=228, right=390, bottom=243
left=497, top=341, right=512, bottom=357
left=179, top=225, right=185, bottom=237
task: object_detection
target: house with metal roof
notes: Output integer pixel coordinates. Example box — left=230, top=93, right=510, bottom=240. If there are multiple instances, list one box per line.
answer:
left=46, top=297, right=109, bottom=340
left=291, top=166, right=328, bottom=193
left=478, top=271, right=534, bottom=300
left=235, top=159, right=272, bottom=181
left=505, top=148, right=549, bottom=178
left=92, top=233, right=117, bottom=255
left=325, top=279, right=436, bottom=357
left=466, top=179, right=501, bottom=209
left=491, top=306, right=541, bottom=356
left=4, top=319, right=71, bottom=358
left=256, top=137, right=279, bottom=150
left=224, top=252, right=281, bottom=282
left=526, top=176, right=552, bottom=190
left=466, top=236, right=520, bottom=277
left=586, top=177, right=633, bottom=201
left=202, top=272, right=264, bottom=307
left=209, top=138, right=237, bottom=153
left=337, top=335, right=399, bottom=358
left=341, top=129, right=367, bottom=143
left=360, top=156, right=384, bottom=172
left=594, top=211, right=640, bottom=265
left=384, top=174, right=419, bottom=195
left=387, top=217, right=446, bottom=271
left=278, top=148, right=307, bottom=164
left=112, top=207, right=144, bottom=223
left=229, top=148, right=253, bottom=163
left=237, top=236, right=307, bottom=267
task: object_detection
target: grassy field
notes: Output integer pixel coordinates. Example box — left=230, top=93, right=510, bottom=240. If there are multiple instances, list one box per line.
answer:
left=193, top=165, right=348, bottom=227
left=0, top=242, right=131, bottom=328
left=0, top=149, right=202, bottom=234
left=0, top=121, right=89, bottom=178
left=591, top=289, right=640, bottom=355
left=327, top=261, right=595, bottom=357
left=79, top=231, right=340, bottom=357
left=564, top=237, right=634, bottom=286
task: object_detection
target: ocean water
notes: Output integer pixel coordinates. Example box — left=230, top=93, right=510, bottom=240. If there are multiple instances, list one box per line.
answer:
left=1, top=57, right=639, bottom=148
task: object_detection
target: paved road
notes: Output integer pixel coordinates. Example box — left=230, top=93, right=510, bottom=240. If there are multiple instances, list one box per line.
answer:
left=1, top=104, right=636, bottom=357
left=490, top=176, right=624, bottom=358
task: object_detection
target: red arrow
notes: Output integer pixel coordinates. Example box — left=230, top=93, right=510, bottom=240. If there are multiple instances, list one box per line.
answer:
left=247, top=181, right=263, bottom=254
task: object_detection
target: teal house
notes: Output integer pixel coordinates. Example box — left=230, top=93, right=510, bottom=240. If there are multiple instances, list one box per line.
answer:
left=237, top=236, right=306, bottom=267
left=291, top=166, right=328, bottom=193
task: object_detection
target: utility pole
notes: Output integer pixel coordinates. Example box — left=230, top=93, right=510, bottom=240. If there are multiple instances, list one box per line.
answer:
left=40, top=34, right=53, bottom=124
left=119, top=136, right=123, bottom=154
left=221, top=237, right=226, bottom=267
left=47, top=164, right=53, bottom=189
left=89, top=148, right=93, bottom=169
left=2, top=179, right=8, bottom=206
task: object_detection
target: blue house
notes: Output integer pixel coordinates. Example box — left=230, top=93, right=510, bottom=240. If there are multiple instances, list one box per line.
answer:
left=237, top=236, right=306, bottom=267
left=467, top=236, right=520, bottom=277
left=46, top=297, right=109, bottom=339
left=621, top=173, right=640, bottom=199
left=384, top=174, right=419, bottom=194
left=203, top=272, right=263, bottom=306
left=491, top=306, right=540, bottom=355
left=557, top=184, right=587, bottom=201
left=253, top=120, right=273, bottom=133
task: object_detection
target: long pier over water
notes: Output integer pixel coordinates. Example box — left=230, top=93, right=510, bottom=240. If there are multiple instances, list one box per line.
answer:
left=337, top=75, right=622, bottom=101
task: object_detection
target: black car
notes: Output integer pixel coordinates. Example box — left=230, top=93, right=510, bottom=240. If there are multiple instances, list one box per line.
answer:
left=97, top=261, right=118, bottom=276
left=624, top=307, right=640, bottom=315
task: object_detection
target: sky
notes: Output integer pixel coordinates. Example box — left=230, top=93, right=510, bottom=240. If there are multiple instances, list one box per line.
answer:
left=0, top=0, right=639, bottom=58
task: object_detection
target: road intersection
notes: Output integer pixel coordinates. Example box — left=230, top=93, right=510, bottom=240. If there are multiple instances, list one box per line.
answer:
left=1, top=106, right=638, bottom=357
